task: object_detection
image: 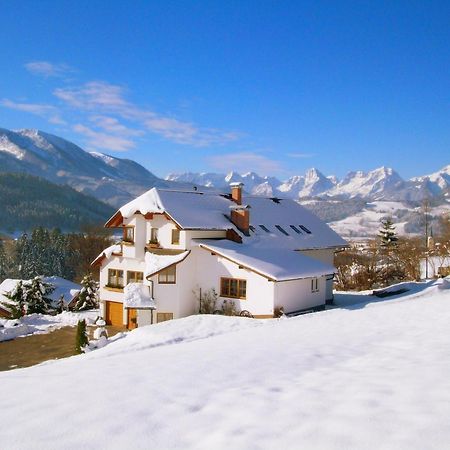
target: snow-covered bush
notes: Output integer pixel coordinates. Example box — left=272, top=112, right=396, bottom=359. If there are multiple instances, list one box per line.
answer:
left=73, top=274, right=99, bottom=311
left=2, top=277, right=55, bottom=317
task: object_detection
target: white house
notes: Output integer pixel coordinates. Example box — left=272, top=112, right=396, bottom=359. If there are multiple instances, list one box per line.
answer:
left=92, top=184, right=348, bottom=328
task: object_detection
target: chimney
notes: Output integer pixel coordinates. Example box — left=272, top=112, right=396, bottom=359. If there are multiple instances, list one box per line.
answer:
left=230, top=205, right=250, bottom=236
left=230, top=182, right=243, bottom=205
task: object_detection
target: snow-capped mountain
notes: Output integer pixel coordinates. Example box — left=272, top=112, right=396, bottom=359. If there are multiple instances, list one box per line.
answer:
left=167, top=165, right=450, bottom=202
left=0, top=128, right=171, bottom=207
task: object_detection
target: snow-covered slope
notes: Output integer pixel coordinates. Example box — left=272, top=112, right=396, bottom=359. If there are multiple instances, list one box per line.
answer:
left=0, top=128, right=170, bottom=207
left=1, top=280, right=450, bottom=449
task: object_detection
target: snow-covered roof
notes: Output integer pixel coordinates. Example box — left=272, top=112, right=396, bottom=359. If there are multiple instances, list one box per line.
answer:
left=91, top=244, right=122, bottom=267
left=0, top=277, right=81, bottom=307
left=196, top=239, right=335, bottom=281
left=108, top=188, right=347, bottom=250
left=123, top=283, right=156, bottom=309
left=145, top=250, right=190, bottom=278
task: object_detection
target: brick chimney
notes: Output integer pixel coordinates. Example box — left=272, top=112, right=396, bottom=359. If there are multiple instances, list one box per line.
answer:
left=230, top=182, right=243, bottom=205
left=230, top=205, right=250, bottom=236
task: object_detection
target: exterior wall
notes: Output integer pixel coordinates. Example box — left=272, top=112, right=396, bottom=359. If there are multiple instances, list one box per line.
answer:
left=299, top=248, right=335, bottom=265
left=146, top=214, right=183, bottom=250
left=193, top=247, right=275, bottom=316
left=274, top=276, right=327, bottom=313
left=184, top=230, right=227, bottom=248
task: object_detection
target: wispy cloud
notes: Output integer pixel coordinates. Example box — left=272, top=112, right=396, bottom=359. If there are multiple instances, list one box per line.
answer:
left=54, top=81, right=240, bottom=147
left=287, top=152, right=316, bottom=158
left=208, top=152, right=282, bottom=174
left=89, top=115, right=144, bottom=137
left=73, top=124, right=136, bottom=151
left=25, top=61, right=73, bottom=78
left=1, top=98, right=66, bottom=125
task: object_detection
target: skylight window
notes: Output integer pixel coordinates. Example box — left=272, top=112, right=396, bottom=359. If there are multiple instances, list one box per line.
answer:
left=249, top=225, right=255, bottom=233
left=290, top=225, right=302, bottom=234
left=259, top=225, right=270, bottom=233
left=299, top=225, right=312, bottom=234
left=275, top=225, right=289, bottom=236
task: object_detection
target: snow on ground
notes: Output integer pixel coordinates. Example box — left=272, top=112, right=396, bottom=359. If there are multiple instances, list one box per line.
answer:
left=0, top=310, right=99, bottom=342
left=329, top=201, right=410, bottom=239
left=1, top=283, right=450, bottom=449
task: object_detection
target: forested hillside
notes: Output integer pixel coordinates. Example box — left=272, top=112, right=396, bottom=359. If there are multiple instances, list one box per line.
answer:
left=0, top=173, right=115, bottom=232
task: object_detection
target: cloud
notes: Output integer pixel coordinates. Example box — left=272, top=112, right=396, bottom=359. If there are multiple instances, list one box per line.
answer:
left=89, top=115, right=144, bottom=137
left=287, top=152, right=316, bottom=158
left=1, top=98, right=66, bottom=124
left=25, top=61, right=73, bottom=78
left=54, top=81, right=240, bottom=147
left=208, top=152, right=282, bottom=175
left=73, top=124, right=136, bottom=151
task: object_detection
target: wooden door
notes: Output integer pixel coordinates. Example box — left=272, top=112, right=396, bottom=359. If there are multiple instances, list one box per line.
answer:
left=106, top=301, right=123, bottom=326
left=127, top=308, right=138, bottom=329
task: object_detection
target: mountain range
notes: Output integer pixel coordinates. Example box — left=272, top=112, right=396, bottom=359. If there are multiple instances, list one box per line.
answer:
left=1, top=127, right=449, bottom=237
left=167, top=166, right=450, bottom=202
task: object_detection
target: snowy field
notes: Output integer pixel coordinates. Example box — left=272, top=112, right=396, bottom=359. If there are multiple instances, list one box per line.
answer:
left=0, top=310, right=99, bottom=342
left=1, top=281, right=450, bottom=449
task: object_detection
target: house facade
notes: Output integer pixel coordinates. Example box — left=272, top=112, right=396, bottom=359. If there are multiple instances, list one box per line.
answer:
left=92, top=184, right=347, bottom=328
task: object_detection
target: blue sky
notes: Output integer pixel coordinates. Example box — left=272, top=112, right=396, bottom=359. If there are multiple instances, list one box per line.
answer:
left=1, top=0, right=449, bottom=180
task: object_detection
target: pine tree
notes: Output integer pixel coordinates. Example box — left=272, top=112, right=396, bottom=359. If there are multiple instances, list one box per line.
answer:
left=2, top=280, right=26, bottom=319
left=0, top=239, right=8, bottom=282
left=56, top=295, right=66, bottom=314
left=23, top=277, right=55, bottom=314
left=73, top=274, right=99, bottom=311
left=379, top=218, right=398, bottom=249
left=75, top=319, right=89, bottom=354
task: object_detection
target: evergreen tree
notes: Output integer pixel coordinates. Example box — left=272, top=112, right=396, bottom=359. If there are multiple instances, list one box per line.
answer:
left=56, top=295, right=66, bottom=314
left=23, top=276, right=55, bottom=314
left=2, top=280, right=26, bottom=319
left=379, top=218, right=398, bottom=249
left=0, top=240, right=8, bottom=282
left=75, top=319, right=89, bottom=354
left=73, top=274, right=99, bottom=311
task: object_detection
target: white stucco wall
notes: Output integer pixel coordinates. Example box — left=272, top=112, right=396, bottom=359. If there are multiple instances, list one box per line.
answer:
left=299, top=248, right=335, bottom=265
left=274, top=276, right=326, bottom=313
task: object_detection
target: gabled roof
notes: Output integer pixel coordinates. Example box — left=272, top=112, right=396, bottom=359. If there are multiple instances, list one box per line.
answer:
left=196, top=239, right=335, bottom=281
left=105, top=188, right=347, bottom=251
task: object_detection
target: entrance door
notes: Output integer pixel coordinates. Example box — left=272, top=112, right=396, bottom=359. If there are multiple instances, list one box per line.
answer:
left=127, top=308, right=138, bottom=329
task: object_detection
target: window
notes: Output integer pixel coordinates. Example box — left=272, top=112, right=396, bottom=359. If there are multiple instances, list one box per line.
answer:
left=220, top=277, right=247, bottom=299
left=150, top=228, right=159, bottom=244
left=249, top=225, right=255, bottom=233
left=127, top=271, right=143, bottom=284
left=299, top=225, right=312, bottom=234
left=275, top=225, right=289, bottom=236
left=259, top=225, right=270, bottom=233
left=108, top=269, right=124, bottom=288
left=123, top=227, right=134, bottom=243
left=290, top=225, right=302, bottom=234
left=311, top=278, right=319, bottom=293
left=157, top=312, right=174, bottom=323
left=171, top=229, right=180, bottom=245
left=158, top=266, right=176, bottom=284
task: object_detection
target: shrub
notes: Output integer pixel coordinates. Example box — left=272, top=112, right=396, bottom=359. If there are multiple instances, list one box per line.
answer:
left=75, top=319, right=89, bottom=354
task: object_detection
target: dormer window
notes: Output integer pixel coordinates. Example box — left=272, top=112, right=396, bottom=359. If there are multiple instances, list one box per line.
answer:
left=123, top=226, right=134, bottom=243
left=275, top=225, right=289, bottom=236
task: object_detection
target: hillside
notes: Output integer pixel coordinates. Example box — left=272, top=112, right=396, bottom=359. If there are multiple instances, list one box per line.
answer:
left=0, top=173, right=115, bottom=232
left=0, top=128, right=174, bottom=207
left=1, top=280, right=450, bottom=449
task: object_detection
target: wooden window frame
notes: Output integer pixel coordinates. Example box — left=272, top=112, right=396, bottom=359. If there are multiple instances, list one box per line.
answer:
left=149, top=227, right=159, bottom=245
left=220, top=277, right=247, bottom=299
left=311, top=277, right=319, bottom=293
left=171, top=229, right=180, bottom=245
left=158, top=265, right=176, bottom=284
left=157, top=312, right=174, bottom=323
left=107, top=269, right=124, bottom=289
left=127, top=270, right=144, bottom=284
left=123, top=226, right=135, bottom=244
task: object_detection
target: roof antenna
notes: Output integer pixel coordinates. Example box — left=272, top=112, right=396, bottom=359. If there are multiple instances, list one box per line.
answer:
left=193, top=186, right=198, bottom=191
